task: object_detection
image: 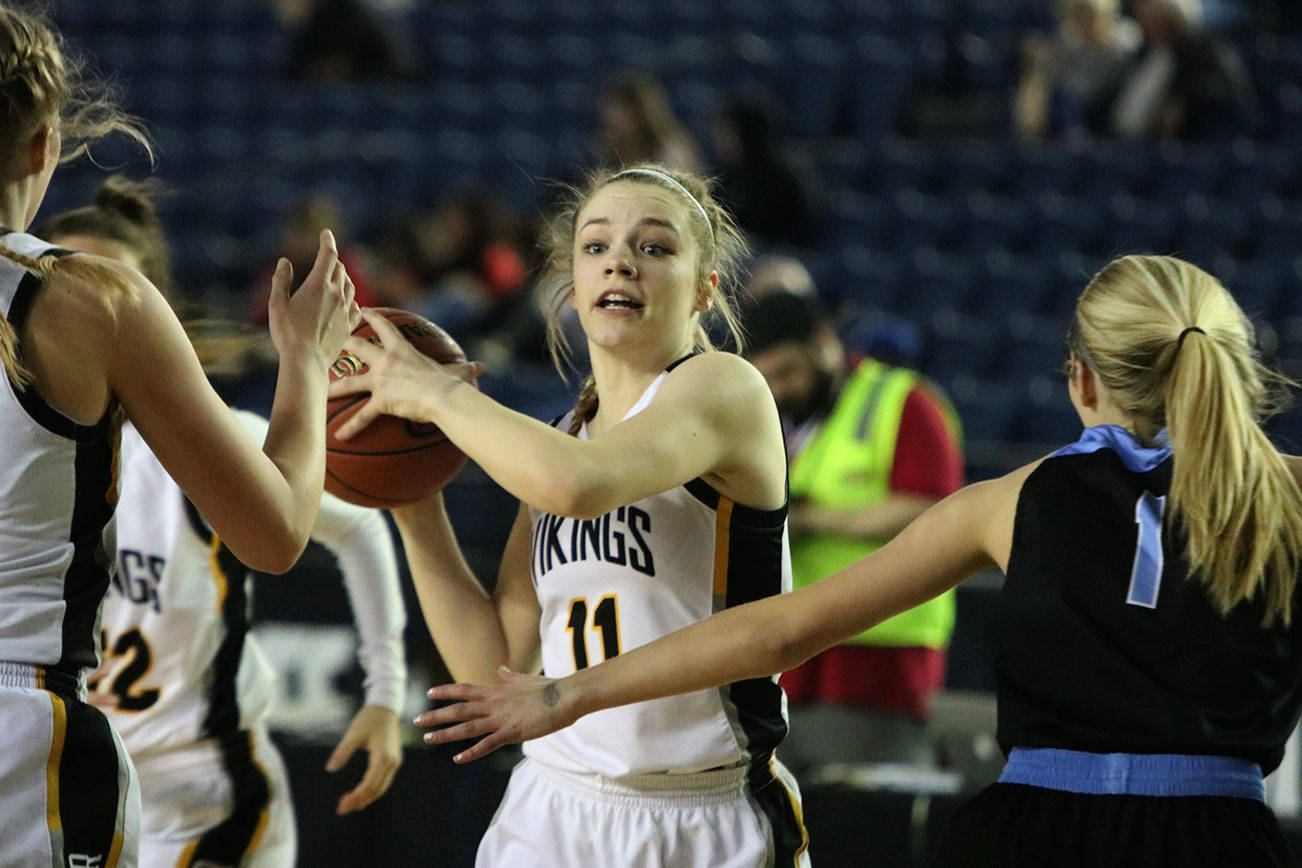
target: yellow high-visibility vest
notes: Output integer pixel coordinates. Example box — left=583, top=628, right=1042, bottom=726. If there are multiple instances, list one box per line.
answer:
left=789, top=359, right=960, bottom=648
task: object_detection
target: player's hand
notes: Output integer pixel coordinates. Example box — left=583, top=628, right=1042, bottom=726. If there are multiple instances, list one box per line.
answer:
left=416, top=667, right=577, bottom=764
left=326, top=308, right=484, bottom=440
left=267, top=229, right=360, bottom=370
left=325, top=705, right=402, bottom=816
left=83, top=657, right=120, bottom=710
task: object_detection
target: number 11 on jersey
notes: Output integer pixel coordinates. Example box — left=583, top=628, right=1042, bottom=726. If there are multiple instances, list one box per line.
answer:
left=567, top=595, right=621, bottom=670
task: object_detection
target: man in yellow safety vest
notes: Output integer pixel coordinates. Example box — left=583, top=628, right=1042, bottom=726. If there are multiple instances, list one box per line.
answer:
left=744, top=289, right=964, bottom=769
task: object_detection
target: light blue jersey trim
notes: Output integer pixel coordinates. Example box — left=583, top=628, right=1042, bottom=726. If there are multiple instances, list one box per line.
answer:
left=999, top=748, right=1265, bottom=800
left=1051, top=425, right=1172, bottom=474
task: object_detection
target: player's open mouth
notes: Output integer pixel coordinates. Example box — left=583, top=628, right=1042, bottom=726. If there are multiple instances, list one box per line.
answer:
left=596, top=291, right=644, bottom=310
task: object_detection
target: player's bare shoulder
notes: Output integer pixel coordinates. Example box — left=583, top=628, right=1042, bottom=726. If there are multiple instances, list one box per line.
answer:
left=661, top=351, right=778, bottom=425
left=39, top=252, right=157, bottom=333
left=664, top=351, right=785, bottom=508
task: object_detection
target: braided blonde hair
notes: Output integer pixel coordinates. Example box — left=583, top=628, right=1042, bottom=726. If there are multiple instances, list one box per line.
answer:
left=538, top=163, right=748, bottom=435
left=0, top=6, right=149, bottom=386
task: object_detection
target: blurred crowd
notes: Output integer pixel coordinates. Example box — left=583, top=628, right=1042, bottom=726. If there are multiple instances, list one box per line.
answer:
left=217, top=0, right=1296, bottom=393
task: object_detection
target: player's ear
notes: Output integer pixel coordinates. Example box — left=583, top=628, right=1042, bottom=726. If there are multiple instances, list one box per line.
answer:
left=26, top=121, right=56, bottom=177
left=694, top=272, right=718, bottom=314
left=1075, top=360, right=1100, bottom=410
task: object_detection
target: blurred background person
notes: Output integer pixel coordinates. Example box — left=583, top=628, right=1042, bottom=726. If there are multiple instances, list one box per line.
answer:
left=712, top=91, right=823, bottom=249
left=276, top=0, right=415, bottom=82
left=742, top=289, right=965, bottom=771
left=1014, top=0, right=1142, bottom=141
left=371, top=189, right=529, bottom=348
left=1109, top=0, right=1254, bottom=139
left=596, top=71, right=701, bottom=172
left=250, top=195, right=379, bottom=324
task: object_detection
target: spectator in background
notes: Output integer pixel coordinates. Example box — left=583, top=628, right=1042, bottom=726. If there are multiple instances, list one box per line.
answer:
left=1014, top=0, right=1141, bottom=141
left=712, top=92, right=822, bottom=249
left=370, top=189, right=529, bottom=348
left=277, top=0, right=414, bottom=81
left=742, top=289, right=964, bottom=770
left=596, top=71, right=701, bottom=172
left=251, top=196, right=378, bottom=324
left=746, top=254, right=819, bottom=300
left=1109, top=0, right=1253, bottom=139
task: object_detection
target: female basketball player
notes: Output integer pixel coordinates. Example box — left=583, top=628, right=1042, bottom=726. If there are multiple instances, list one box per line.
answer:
left=418, top=255, right=1302, bottom=867
left=330, top=164, right=809, bottom=867
left=0, top=7, right=355, bottom=866
left=44, top=179, right=407, bottom=867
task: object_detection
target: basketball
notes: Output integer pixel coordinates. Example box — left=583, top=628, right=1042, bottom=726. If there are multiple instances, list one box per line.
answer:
left=325, top=308, right=469, bottom=507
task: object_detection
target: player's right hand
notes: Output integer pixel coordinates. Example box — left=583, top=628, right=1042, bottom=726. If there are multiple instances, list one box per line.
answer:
left=267, top=229, right=360, bottom=370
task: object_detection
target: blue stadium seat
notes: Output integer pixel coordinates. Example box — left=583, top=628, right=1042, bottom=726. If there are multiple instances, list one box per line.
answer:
left=785, top=34, right=848, bottom=137
left=959, top=192, right=1033, bottom=256
left=925, top=328, right=1007, bottom=384
left=891, top=188, right=961, bottom=250
left=1174, top=195, right=1251, bottom=262
left=943, top=139, right=1017, bottom=194
left=944, top=376, right=1023, bottom=446
left=1152, top=141, right=1229, bottom=201
left=827, top=191, right=894, bottom=249
left=848, top=35, right=912, bottom=139
left=1228, top=260, right=1285, bottom=320
left=1106, top=193, right=1179, bottom=257
left=1011, top=377, right=1082, bottom=447
left=972, top=249, right=1056, bottom=316
left=904, top=247, right=980, bottom=315
left=832, top=243, right=908, bottom=310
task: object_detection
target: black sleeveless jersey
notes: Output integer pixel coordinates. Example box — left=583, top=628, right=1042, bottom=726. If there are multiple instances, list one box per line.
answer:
left=997, top=425, right=1302, bottom=773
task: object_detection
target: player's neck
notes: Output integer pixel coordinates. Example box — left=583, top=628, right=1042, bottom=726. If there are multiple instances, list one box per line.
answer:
left=585, top=349, right=677, bottom=436
left=0, top=187, right=31, bottom=233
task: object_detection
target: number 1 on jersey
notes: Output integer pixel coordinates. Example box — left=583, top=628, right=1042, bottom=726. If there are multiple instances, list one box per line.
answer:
left=567, top=595, right=621, bottom=670
left=1127, top=491, right=1167, bottom=609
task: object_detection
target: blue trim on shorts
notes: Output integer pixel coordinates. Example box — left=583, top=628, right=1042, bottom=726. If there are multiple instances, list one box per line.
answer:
left=999, top=748, right=1265, bottom=801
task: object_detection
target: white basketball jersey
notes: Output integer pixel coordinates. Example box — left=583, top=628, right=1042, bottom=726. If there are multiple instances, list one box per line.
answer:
left=525, top=366, right=793, bottom=780
left=0, top=231, right=117, bottom=678
left=100, top=411, right=406, bottom=759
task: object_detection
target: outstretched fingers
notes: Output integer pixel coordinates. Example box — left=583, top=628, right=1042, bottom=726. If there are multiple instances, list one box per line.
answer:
left=304, top=229, right=339, bottom=292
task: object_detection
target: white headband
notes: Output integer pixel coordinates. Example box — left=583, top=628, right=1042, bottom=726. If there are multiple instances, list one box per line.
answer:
left=609, top=168, right=714, bottom=247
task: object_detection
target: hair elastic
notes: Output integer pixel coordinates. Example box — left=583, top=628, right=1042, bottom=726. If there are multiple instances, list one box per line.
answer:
left=609, top=168, right=714, bottom=246
left=1177, top=326, right=1205, bottom=350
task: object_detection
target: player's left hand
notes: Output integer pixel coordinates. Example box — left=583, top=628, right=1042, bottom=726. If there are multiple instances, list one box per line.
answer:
left=325, top=704, right=402, bottom=816
left=416, top=667, right=577, bottom=764
left=326, top=309, right=484, bottom=440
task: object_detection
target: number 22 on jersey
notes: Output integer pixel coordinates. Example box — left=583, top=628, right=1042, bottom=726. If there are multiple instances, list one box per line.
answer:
left=567, top=595, right=621, bottom=670
left=90, top=627, right=160, bottom=711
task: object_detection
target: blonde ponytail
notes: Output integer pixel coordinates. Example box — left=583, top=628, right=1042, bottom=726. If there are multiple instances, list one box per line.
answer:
left=0, top=242, right=138, bottom=387
left=1074, top=255, right=1302, bottom=626
left=0, top=242, right=55, bottom=387
left=0, top=312, right=29, bottom=388
left=1164, top=325, right=1302, bottom=627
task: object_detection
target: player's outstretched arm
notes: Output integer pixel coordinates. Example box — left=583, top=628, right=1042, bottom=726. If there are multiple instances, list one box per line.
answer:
left=329, top=318, right=780, bottom=517
left=394, top=497, right=541, bottom=686
left=113, top=231, right=357, bottom=572
left=415, top=469, right=1028, bottom=762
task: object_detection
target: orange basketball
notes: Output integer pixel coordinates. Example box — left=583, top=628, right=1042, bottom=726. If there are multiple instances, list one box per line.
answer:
left=325, top=308, right=469, bottom=507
